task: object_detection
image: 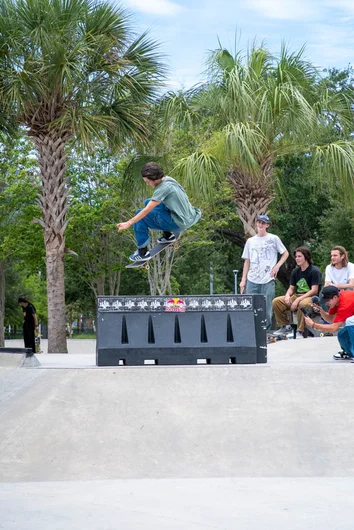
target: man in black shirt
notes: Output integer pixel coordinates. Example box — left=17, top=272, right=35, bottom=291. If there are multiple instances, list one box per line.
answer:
left=18, top=296, right=39, bottom=353
left=272, top=246, right=322, bottom=338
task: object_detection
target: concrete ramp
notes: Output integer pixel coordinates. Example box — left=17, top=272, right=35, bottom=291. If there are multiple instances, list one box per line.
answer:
left=1, top=336, right=354, bottom=529
left=0, top=348, right=40, bottom=368
left=0, top=351, right=26, bottom=368
left=1, top=350, right=354, bottom=482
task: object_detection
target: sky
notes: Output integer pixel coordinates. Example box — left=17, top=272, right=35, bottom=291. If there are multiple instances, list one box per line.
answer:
left=120, top=0, right=354, bottom=90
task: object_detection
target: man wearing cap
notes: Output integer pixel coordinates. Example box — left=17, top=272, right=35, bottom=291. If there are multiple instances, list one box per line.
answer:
left=304, top=286, right=354, bottom=361
left=240, top=214, right=289, bottom=331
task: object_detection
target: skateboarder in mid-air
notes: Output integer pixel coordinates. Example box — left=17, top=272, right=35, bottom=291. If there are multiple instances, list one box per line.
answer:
left=117, top=162, right=201, bottom=262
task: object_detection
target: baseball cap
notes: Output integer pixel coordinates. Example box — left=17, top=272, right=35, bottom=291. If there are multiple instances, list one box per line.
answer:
left=257, top=214, right=270, bottom=223
left=320, top=286, right=340, bottom=301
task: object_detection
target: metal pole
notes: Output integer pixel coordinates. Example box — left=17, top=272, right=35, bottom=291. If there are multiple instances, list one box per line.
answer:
left=233, top=269, right=239, bottom=295
left=210, top=262, right=214, bottom=295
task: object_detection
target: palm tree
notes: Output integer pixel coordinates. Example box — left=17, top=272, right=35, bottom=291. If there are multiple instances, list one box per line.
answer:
left=0, top=0, right=165, bottom=352
left=164, top=43, right=354, bottom=238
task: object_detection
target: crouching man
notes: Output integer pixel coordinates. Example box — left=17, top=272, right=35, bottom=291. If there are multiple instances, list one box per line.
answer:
left=304, top=286, right=354, bottom=361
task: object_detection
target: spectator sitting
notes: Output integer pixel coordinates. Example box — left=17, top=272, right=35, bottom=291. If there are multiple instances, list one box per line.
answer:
left=324, top=246, right=354, bottom=290
left=272, top=246, right=322, bottom=338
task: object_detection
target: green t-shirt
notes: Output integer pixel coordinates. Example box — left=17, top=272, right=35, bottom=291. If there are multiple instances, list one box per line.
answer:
left=151, top=176, right=201, bottom=229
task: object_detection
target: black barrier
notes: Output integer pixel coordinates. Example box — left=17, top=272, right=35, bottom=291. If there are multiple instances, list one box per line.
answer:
left=96, top=295, right=267, bottom=366
left=0, top=347, right=34, bottom=356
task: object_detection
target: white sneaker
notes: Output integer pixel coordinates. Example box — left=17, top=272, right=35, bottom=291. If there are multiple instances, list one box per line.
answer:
left=295, top=331, right=304, bottom=339
left=333, top=351, right=351, bottom=361
left=274, top=325, right=292, bottom=336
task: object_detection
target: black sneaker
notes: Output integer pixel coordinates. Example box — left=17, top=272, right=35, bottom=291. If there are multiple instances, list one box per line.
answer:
left=129, top=249, right=151, bottom=262
left=333, top=351, right=351, bottom=361
left=157, top=232, right=176, bottom=244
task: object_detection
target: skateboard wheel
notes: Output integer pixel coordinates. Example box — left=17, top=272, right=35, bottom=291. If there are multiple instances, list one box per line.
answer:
left=320, top=333, right=324, bottom=337
left=144, top=263, right=150, bottom=270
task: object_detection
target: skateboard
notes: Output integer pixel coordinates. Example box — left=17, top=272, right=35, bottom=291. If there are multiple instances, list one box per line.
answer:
left=267, top=332, right=289, bottom=343
left=35, top=331, right=41, bottom=353
left=126, top=236, right=181, bottom=270
left=267, top=325, right=298, bottom=343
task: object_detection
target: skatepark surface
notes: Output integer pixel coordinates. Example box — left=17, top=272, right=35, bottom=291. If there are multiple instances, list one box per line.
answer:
left=1, top=337, right=353, bottom=529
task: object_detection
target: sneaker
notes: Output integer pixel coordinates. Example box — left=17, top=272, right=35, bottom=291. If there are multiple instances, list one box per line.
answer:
left=129, top=249, right=151, bottom=262
left=333, top=351, right=351, bottom=361
left=157, top=232, right=176, bottom=244
left=274, top=325, right=292, bottom=336
left=286, top=330, right=304, bottom=339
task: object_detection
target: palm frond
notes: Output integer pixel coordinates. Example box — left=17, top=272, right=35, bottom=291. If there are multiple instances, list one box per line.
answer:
left=223, top=123, right=266, bottom=174
left=172, top=152, right=223, bottom=201
left=312, top=141, right=354, bottom=194
left=0, top=0, right=166, bottom=149
left=161, top=89, right=203, bottom=129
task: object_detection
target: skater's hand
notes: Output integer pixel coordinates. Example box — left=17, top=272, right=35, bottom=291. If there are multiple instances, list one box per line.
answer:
left=290, top=299, right=299, bottom=312
left=312, top=303, right=321, bottom=314
left=304, top=316, right=313, bottom=327
left=117, top=221, right=132, bottom=231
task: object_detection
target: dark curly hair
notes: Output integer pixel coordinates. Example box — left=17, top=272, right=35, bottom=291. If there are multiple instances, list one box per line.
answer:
left=294, top=246, right=312, bottom=265
left=141, top=162, right=164, bottom=181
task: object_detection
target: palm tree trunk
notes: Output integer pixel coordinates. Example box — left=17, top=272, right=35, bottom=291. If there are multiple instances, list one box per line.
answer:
left=46, top=250, right=67, bottom=352
left=34, top=133, right=70, bottom=353
left=228, top=165, right=275, bottom=237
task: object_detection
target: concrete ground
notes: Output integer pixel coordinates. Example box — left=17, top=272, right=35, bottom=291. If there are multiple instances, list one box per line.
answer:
left=1, top=336, right=353, bottom=529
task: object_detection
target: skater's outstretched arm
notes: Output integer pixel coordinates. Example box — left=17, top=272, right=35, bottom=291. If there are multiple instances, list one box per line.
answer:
left=117, top=200, right=160, bottom=231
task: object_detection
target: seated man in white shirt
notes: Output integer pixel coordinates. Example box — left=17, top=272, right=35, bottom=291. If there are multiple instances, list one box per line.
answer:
left=325, top=246, right=354, bottom=290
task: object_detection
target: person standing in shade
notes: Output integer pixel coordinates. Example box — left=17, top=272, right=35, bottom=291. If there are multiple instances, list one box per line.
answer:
left=240, top=214, right=289, bottom=331
left=324, top=246, right=354, bottom=290
left=18, top=296, right=38, bottom=353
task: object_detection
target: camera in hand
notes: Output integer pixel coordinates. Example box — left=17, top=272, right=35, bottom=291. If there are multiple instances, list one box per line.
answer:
left=300, top=306, right=312, bottom=317
left=311, top=295, right=321, bottom=313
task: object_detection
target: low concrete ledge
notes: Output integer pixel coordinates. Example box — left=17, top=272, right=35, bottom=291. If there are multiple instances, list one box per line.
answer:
left=0, top=348, right=40, bottom=368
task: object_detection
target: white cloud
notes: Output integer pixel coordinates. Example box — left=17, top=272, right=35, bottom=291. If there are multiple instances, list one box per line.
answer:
left=324, top=0, right=354, bottom=13
left=307, top=22, right=354, bottom=67
left=246, top=0, right=316, bottom=20
left=124, top=0, right=183, bottom=16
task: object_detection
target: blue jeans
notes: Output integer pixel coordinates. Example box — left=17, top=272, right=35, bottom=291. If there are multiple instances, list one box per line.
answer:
left=337, top=317, right=354, bottom=357
left=246, top=280, right=275, bottom=331
left=134, top=199, right=181, bottom=248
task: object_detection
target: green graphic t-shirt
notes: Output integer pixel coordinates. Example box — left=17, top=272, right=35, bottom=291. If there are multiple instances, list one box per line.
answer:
left=290, top=264, right=322, bottom=294
left=151, top=176, right=201, bottom=229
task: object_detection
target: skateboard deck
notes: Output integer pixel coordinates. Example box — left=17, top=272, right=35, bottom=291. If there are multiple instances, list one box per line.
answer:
left=126, top=237, right=180, bottom=270
left=267, top=332, right=289, bottom=343
left=35, top=332, right=41, bottom=354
